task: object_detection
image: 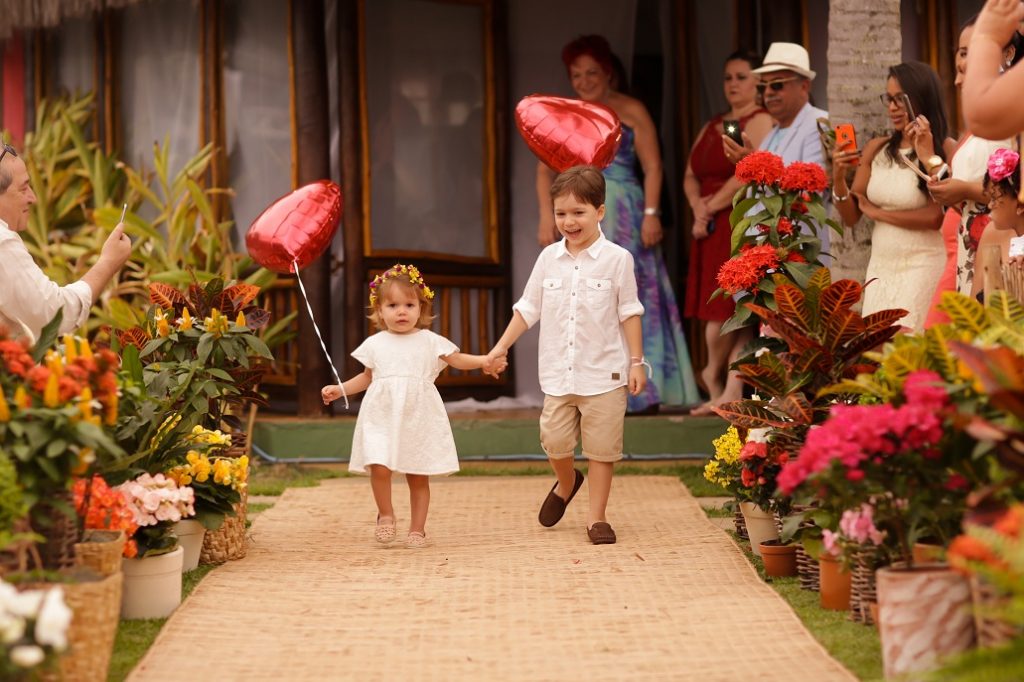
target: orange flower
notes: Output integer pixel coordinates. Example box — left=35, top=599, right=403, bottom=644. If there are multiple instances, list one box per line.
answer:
left=994, top=505, right=1023, bottom=538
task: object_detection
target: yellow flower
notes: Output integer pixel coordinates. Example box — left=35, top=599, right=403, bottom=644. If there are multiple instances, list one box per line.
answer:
left=71, top=447, right=95, bottom=476
left=204, top=309, right=229, bottom=338
left=79, top=338, right=94, bottom=361
left=167, top=465, right=193, bottom=486
left=78, top=387, right=99, bottom=425
left=43, top=372, right=60, bottom=408
left=63, top=334, right=78, bottom=362
left=712, top=426, right=742, bottom=465
left=104, top=391, right=119, bottom=426
left=45, top=350, right=63, bottom=378
left=0, top=391, right=9, bottom=422
left=13, top=387, right=30, bottom=410
left=187, top=450, right=213, bottom=483
left=178, top=308, right=194, bottom=331
left=235, top=310, right=247, bottom=327
left=212, top=458, right=233, bottom=485
left=155, top=308, right=171, bottom=338
left=703, top=459, right=720, bottom=484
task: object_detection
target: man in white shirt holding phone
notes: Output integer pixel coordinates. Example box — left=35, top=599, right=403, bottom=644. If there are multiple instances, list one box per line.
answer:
left=0, top=143, right=132, bottom=343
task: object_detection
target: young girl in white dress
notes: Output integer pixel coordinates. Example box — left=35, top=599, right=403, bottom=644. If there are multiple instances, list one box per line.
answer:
left=321, top=264, right=505, bottom=548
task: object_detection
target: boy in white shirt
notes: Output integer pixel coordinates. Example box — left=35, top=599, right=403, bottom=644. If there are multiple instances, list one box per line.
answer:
left=486, top=165, right=646, bottom=544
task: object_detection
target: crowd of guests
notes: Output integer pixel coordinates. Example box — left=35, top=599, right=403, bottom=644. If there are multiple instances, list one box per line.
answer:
left=552, top=0, right=1024, bottom=415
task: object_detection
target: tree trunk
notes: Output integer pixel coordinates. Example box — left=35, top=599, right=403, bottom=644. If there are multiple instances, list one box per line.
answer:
left=826, top=0, right=902, bottom=285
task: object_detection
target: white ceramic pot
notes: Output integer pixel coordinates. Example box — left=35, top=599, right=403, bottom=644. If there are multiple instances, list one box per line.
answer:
left=173, top=519, right=207, bottom=572
left=121, top=545, right=184, bottom=620
left=739, top=501, right=779, bottom=557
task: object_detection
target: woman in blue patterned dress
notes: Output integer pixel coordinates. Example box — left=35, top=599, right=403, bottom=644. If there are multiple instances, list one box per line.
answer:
left=536, top=35, right=698, bottom=413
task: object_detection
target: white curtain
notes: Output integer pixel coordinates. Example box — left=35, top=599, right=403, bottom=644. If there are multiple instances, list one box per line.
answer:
left=223, top=0, right=292, bottom=244
left=118, top=0, right=200, bottom=185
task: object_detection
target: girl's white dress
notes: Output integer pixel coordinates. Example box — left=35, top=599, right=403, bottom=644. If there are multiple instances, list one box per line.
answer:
left=348, top=329, right=460, bottom=475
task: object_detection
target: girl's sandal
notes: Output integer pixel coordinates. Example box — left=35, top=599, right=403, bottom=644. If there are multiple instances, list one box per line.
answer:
left=375, top=515, right=397, bottom=544
left=405, top=531, right=427, bottom=549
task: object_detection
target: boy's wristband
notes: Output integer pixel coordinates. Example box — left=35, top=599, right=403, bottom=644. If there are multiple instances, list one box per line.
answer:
left=630, top=356, right=653, bottom=378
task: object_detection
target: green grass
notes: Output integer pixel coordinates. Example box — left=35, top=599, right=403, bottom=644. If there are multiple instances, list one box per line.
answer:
left=107, top=564, right=216, bottom=682
left=701, top=505, right=734, bottom=518
left=247, top=463, right=344, bottom=496
left=247, top=502, right=274, bottom=515
left=705, top=507, right=883, bottom=681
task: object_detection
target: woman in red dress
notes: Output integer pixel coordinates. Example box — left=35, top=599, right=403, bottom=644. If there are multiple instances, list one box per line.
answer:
left=684, top=50, right=773, bottom=415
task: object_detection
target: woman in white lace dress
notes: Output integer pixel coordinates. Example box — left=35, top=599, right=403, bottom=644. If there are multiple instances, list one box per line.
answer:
left=832, top=62, right=954, bottom=332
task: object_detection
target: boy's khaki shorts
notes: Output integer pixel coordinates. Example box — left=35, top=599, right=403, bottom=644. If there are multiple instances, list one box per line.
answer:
left=539, top=387, right=627, bottom=462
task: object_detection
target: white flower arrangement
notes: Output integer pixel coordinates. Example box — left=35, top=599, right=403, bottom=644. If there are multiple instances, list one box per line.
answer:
left=119, top=473, right=196, bottom=526
left=0, top=581, right=72, bottom=674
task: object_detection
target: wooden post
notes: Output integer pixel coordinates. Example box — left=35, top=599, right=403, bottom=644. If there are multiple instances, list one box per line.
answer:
left=289, top=0, right=332, bottom=416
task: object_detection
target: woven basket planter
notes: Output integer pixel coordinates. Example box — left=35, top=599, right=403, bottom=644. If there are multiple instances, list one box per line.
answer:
left=74, top=530, right=125, bottom=578
left=849, top=548, right=884, bottom=625
left=200, top=490, right=248, bottom=564
left=733, top=508, right=748, bottom=539
left=17, top=571, right=123, bottom=682
left=35, top=489, right=78, bottom=570
left=796, top=544, right=820, bottom=592
left=970, top=574, right=1021, bottom=648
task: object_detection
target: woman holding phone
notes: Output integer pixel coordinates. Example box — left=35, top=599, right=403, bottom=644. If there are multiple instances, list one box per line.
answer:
left=683, top=50, right=771, bottom=415
left=832, top=61, right=954, bottom=332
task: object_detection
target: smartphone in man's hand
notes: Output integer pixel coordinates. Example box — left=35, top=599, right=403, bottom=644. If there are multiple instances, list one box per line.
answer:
left=722, top=119, right=743, bottom=146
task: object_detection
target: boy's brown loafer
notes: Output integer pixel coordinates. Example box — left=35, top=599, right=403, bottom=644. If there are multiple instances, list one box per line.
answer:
left=587, top=521, right=617, bottom=545
left=538, top=469, right=584, bottom=527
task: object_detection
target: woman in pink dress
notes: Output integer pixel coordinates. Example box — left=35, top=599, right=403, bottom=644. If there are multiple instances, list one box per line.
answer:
left=683, top=50, right=772, bottom=414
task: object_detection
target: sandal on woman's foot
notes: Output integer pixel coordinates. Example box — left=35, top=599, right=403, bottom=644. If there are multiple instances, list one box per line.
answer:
left=375, top=515, right=396, bottom=544
left=406, top=531, right=427, bottom=549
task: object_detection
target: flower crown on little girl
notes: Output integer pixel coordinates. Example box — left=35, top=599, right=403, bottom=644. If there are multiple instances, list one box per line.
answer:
left=368, top=264, right=435, bottom=307
left=988, top=148, right=1020, bottom=184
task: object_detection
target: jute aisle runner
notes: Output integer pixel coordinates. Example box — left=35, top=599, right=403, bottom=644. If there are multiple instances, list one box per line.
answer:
left=129, top=476, right=856, bottom=681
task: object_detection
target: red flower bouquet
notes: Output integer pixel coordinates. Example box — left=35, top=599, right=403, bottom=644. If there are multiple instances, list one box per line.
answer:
left=74, top=474, right=139, bottom=558
left=715, top=151, right=840, bottom=334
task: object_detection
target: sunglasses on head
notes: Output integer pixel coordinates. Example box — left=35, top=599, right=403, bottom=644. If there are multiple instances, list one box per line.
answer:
left=756, top=77, right=799, bottom=94
left=0, top=144, right=16, bottom=165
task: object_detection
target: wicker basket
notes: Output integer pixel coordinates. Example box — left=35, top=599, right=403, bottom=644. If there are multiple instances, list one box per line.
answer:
left=35, top=489, right=79, bottom=570
left=733, top=508, right=748, bottom=539
left=796, top=544, right=820, bottom=592
left=16, top=571, right=122, bottom=682
left=971, top=574, right=1021, bottom=648
left=199, top=490, right=248, bottom=564
left=74, top=530, right=125, bottom=578
left=850, top=548, right=884, bottom=625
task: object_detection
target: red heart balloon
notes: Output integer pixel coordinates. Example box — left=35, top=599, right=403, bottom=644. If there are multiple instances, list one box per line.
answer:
left=515, top=95, right=622, bottom=172
left=246, top=181, right=343, bottom=274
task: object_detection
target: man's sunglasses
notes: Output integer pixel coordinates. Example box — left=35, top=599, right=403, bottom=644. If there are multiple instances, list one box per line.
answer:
left=0, top=144, right=17, bottom=165
left=756, top=77, right=799, bottom=94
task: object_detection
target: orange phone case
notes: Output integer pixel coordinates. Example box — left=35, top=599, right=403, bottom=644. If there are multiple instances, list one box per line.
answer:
left=835, top=124, right=859, bottom=166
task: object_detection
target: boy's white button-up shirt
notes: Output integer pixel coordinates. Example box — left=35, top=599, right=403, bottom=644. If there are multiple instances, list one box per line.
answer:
left=513, top=231, right=644, bottom=397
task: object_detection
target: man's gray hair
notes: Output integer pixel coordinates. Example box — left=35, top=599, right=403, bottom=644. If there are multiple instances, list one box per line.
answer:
left=0, top=165, right=11, bottom=194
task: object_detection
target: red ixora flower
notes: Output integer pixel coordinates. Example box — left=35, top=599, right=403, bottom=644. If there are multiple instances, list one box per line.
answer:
left=787, top=251, right=806, bottom=263
left=780, top=162, right=828, bottom=193
left=716, top=245, right=781, bottom=295
left=735, top=151, right=785, bottom=186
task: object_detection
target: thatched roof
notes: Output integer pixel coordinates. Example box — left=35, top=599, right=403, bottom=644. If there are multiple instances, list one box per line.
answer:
left=0, top=0, right=147, bottom=39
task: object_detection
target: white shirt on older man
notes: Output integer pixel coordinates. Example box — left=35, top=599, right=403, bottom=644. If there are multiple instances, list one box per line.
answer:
left=0, top=218, right=92, bottom=342
left=513, top=230, right=644, bottom=398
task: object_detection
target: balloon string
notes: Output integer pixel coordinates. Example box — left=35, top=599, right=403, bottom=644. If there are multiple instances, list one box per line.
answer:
left=293, top=259, right=348, bottom=410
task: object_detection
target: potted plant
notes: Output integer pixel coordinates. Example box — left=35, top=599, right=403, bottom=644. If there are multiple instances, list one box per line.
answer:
left=72, top=474, right=136, bottom=576
left=0, top=581, right=71, bottom=680
left=116, top=473, right=195, bottom=619
left=165, top=425, right=248, bottom=570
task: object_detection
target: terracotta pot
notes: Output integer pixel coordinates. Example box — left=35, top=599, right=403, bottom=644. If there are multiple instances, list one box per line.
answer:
left=759, top=540, right=797, bottom=577
left=876, top=564, right=974, bottom=678
left=739, top=502, right=779, bottom=557
left=121, top=545, right=184, bottom=619
left=173, top=520, right=207, bottom=572
left=912, top=542, right=945, bottom=566
left=818, top=554, right=852, bottom=611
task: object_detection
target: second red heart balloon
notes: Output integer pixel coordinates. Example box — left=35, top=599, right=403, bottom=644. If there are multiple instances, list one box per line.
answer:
left=245, top=180, right=343, bottom=274
left=515, top=94, right=622, bottom=172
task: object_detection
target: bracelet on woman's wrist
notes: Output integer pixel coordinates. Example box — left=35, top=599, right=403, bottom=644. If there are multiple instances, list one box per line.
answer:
left=832, top=187, right=850, bottom=202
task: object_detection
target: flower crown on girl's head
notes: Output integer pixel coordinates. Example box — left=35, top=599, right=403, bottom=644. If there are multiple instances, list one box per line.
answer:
left=368, top=264, right=435, bottom=307
left=988, top=148, right=1020, bottom=183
